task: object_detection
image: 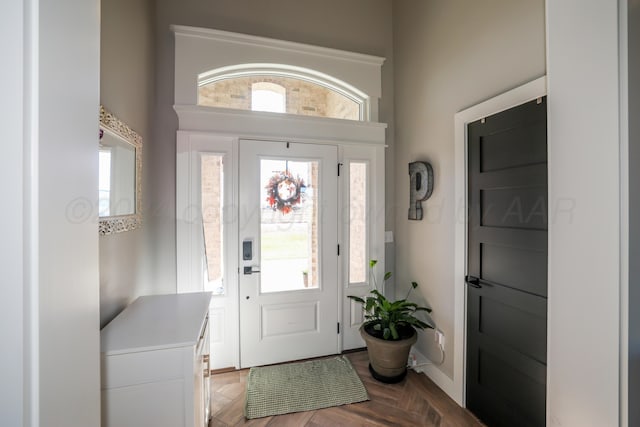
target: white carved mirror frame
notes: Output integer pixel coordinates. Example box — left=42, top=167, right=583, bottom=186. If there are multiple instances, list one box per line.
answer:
left=99, top=105, right=142, bottom=235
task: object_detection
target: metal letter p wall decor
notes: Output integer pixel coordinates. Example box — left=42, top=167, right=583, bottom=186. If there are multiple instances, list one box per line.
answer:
left=408, top=161, right=434, bottom=220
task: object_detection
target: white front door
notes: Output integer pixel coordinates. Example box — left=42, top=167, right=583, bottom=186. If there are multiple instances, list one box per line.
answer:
left=238, top=139, right=339, bottom=368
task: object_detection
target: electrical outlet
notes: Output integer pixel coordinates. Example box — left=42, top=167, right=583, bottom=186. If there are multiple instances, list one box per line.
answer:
left=435, top=329, right=445, bottom=348
left=408, top=353, right=417, bottom=367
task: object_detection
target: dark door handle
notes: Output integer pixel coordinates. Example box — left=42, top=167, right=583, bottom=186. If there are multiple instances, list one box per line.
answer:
left=465, top=275, right=482, bottom=288
left=244, top=266, right=261, bottom=275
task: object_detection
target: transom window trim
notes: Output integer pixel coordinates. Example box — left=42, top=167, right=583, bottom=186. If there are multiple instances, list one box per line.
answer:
left=197, top=63, right=370, bottom=120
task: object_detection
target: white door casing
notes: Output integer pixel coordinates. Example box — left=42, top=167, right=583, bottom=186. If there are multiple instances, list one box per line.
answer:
left=238, top=139, right=339, bottom=368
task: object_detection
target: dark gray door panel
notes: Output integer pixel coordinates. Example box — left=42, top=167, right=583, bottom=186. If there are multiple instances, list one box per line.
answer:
left=466, top=97, right=548, bottom=427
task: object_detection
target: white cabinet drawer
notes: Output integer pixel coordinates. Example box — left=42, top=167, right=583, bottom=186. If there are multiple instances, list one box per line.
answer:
left=102, top=347, right=187, bottom=389
left=102, top=379, right=185, bottom=427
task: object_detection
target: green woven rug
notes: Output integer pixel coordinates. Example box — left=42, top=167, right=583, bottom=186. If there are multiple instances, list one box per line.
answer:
left=244, top=356, right=369, bottom=419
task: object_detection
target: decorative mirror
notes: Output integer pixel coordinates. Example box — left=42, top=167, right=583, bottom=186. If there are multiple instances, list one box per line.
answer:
left=99, top=105, right=142, bottom=235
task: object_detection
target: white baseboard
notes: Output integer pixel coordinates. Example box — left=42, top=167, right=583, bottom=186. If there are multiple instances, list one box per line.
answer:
left=410, top=348, right=463, bottom=406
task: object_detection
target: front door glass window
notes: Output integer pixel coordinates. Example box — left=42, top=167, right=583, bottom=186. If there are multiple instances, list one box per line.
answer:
left=260, top=159, right=319, bottom=293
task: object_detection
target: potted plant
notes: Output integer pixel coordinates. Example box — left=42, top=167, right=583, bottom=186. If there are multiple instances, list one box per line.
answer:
left=348, top=260, right=435, bottom=383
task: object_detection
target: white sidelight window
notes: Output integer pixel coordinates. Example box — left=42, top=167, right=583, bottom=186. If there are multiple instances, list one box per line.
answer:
left=348, top=162, right=368, bottom=284
left=201, top=154, right=225, bottom=294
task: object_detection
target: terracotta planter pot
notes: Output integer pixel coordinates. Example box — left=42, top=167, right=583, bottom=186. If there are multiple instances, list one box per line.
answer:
left=360, top=324, right=417, bottom=383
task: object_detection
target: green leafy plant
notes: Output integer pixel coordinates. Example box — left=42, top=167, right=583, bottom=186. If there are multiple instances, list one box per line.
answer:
left=348, top=260, right=435, bottom=340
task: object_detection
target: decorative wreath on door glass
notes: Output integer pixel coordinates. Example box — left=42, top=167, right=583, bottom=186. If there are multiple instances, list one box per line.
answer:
left=265, top=171, right=305, bottom=214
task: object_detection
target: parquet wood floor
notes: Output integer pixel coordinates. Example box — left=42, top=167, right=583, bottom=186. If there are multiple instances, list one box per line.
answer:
left=209, top=351, right=484, bottom=427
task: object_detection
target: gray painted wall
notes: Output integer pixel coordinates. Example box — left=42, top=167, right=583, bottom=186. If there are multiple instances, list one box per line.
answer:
left=392, top=0, right=545, bottom=377
left=628, top=0, right=639, bottom=425
left=100, top=0, right=155, bottom=327
left=148, top=0, right=395, bottom=292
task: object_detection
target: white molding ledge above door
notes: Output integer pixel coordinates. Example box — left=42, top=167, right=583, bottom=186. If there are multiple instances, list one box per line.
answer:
left=173, top=105, right=387, bottom=146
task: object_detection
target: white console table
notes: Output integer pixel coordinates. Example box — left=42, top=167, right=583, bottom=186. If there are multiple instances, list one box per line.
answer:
left=101, top=292, right=212, bottom=427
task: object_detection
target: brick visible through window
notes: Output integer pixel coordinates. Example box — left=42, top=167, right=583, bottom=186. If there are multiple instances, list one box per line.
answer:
left=198, top=75, right=360, bottom=120
left=201, top=154, right=225, bottom=294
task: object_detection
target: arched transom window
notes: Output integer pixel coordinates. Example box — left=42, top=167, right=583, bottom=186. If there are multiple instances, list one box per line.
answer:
left=197, top=66, right=366, bottom=121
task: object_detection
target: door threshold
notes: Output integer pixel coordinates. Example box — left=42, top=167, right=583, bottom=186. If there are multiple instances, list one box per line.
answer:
left=214, top=349, right=369, bottom=375
left=210, top=367, right=237, bottom=375
left=341, top=347, right=367, bottom=354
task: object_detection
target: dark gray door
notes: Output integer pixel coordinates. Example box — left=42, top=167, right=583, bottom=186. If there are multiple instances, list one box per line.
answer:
left=466, top=98, right=547, bottom=427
